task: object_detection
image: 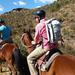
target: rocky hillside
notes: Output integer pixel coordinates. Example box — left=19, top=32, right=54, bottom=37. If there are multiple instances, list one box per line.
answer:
left=0, top=0, right=75, bottom=55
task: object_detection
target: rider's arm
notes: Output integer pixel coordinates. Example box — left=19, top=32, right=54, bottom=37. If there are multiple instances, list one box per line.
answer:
left=0, top=25, right=6, bottom=39
left=0, top=25, right=5, bottom=31
left=34, top=26, right=40, bottom=44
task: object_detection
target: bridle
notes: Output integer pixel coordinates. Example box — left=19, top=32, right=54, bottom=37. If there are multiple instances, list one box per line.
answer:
left=26, top=44, right=33, bottom=49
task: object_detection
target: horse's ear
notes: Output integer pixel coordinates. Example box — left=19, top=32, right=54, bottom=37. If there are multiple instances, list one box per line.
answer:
left=23, top=28, right=30, bottom=33
left=23, top=29, right=26, bottom=33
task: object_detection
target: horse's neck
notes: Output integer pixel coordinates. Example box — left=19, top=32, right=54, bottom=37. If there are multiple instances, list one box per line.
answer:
left=25, top=35, right=33, bottom=47
left=22, top=32, right=34, bottom=54
left=26, top=43, right=34, bottom=54
left=25, top=39, right=34, bottom=54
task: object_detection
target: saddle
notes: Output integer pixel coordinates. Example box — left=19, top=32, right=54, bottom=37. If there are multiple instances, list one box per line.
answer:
left=0, top=40, right=6, bottom=48
left=35, top=49, right=62, bottom=71
left=0, top=40, right=13, bottom=49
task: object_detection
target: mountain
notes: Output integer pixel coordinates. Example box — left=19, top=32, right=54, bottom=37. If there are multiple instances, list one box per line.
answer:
left=0, top=0, right=75, bottom=55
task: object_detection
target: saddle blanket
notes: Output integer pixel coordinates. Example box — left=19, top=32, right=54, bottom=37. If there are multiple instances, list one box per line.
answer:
left=39, top=52, right=61, bottom=71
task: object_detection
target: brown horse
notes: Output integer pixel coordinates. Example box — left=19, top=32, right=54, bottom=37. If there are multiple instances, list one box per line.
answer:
left=21, top=31, right=75, bottom=75
left=0, top=43, right=22, bottom=75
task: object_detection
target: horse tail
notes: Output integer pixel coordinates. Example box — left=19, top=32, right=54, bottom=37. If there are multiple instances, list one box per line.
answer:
left=13, top=48, right=24, bottom=75
left=13, top=48, right=30, bottom=75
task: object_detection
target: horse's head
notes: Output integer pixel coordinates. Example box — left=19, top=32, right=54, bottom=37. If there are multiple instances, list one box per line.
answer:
left=21, top=31, right=33, bottom=45
left=21, top=31, right=34, bottom=54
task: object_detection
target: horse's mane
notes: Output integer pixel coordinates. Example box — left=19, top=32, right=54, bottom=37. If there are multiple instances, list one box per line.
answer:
left=25, top=31, right=33, bottom=41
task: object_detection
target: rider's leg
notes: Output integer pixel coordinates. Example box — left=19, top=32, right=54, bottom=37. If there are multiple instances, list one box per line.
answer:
left=27, top=45, right=48, bottom=75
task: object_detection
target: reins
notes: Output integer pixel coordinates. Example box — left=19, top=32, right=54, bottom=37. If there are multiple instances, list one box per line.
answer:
left=26, top=44, right=33, bottom=49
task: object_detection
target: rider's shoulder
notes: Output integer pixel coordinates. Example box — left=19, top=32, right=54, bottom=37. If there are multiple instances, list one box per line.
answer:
left=0, top=25, right=6, bottom=29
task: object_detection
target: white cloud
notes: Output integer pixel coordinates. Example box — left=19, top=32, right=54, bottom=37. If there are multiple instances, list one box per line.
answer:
left=36, top=6, right=41, bottom=8
left=34, top=0, right=57, bottom=3
left=32, top=6, right=42, bottom=9
left=34, top=0, right=38, bottom=3
left=13, top=2, right=18, bottom=5
left=0, top=5, right=4, bottom=11
left=13, top=1, right=26, bottom=6
left=18, top=1, right=26, bottom=5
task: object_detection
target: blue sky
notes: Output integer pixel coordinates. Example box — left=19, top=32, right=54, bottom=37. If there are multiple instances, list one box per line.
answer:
left=0, top=0, right=57, bottom=14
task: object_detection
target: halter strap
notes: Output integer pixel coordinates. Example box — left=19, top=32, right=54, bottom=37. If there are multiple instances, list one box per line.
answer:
left=26, top=45, right=33, bottom=49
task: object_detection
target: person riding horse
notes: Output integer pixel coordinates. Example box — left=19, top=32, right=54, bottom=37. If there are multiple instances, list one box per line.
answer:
left=0, top=18, right=26, bottom=75
left=0, top=18, right=13, bottom=46
left=27, top=10, right=59, bottom=75
left=21, top=27, right=75, bottom=75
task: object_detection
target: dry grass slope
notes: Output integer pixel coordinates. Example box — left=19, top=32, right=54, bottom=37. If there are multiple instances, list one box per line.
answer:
left=0, top=0, right=75, bottom=74
left=0, top=0, right=75, bottom=55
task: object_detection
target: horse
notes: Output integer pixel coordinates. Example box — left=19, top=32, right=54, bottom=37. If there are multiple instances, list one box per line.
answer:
left=21, top=31, right=75, bottom=75
left=0, top=42, right=26, bottom=75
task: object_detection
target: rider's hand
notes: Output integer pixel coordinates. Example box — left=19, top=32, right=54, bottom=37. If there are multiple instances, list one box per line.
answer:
left=31, top=41, right=36, bottom=44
